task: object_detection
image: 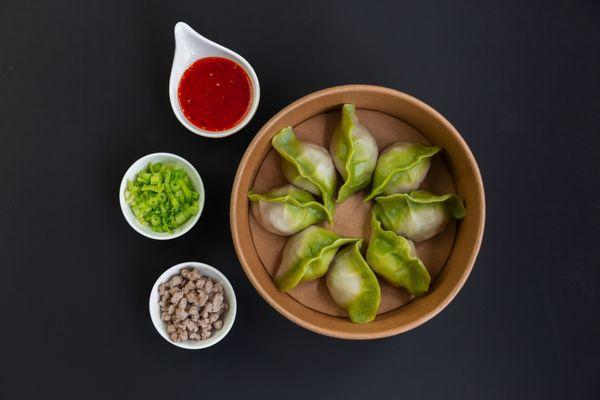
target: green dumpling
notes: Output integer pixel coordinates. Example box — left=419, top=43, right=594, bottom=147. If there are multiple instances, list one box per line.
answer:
left=272, top=127, right=336, bottom=221
left=330, top=104, right=379, bottom=203
left=374, top=190, right=466, bottom=242
left=365, top=141, right=440, bottom=201
left=326, top=240, right=381, bottom=324
left=366, top=210, right=430, bottom=296
left=275, top=226, right=359, bottom=292
left=248, top=184, right=329, bottom=236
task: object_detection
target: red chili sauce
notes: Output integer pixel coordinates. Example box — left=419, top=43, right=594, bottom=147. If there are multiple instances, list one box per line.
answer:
left=178, top=57, right=252, bottom=132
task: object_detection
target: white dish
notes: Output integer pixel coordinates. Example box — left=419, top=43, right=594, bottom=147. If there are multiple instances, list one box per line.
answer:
left=169, top=21, right=260, bottom=138
left=149, top=262, right=237, bottom=349
left=119, top=152, right=204, bottom=240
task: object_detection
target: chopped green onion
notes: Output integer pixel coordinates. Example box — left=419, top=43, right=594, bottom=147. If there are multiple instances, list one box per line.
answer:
left=150, top=173, right=162, bottom=185
left=141, top=184, right=163, bottom=193
left=125, top=162, right=200, bottom=233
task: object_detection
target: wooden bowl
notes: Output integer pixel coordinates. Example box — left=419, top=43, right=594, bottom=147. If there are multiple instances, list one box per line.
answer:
left=230, top=85, right=485, bottom=339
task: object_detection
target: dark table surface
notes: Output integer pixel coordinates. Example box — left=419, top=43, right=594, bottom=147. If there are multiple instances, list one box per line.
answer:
left=1, top=1, right=599, bottom=399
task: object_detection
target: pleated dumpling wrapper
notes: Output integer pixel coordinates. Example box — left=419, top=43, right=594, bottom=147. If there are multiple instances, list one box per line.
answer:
left=366, top=210, right=430, bottom=296
left=248, top=184, right=329, bottom=236
left=272, top=127, right=336, bottom=221
left=330, top=104, right=379, bottom=203
left=275, top=226, right=359, bottom=292
left=374, top=190, right=467, bottom=242
left=365, top=141, right=440, bottom=201
left=326, top=240, right=381, bottom=324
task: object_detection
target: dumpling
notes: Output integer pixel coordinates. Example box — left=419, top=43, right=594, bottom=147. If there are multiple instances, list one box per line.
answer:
left=330, top=104, right=379, bottom=203
left=366, top=212, right=430, bottom=296
left=248, top=184, right=329, bottom=236
left=326, top=240, right=381, bottom=324
left=365, top=141, right=440, bottom=201
left=275, top=226, right=359, bottom=292
left=373, top=190, right=467, bottom=242
left=272, top=127, right=336, bottom=219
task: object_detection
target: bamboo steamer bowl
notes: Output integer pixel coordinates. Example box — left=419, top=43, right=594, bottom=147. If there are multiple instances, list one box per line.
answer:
left=230, top=85, right=485, bottom=339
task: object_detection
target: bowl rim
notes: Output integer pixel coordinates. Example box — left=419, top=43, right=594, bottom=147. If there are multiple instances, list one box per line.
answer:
left=229, top=84, right=485, bottom=339
left=148, top=261, right=237, bottom=349
left=119, top=152, right=205, bottom=240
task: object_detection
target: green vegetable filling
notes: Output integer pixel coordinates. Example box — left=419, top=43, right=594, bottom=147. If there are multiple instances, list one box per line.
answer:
left=125, top=162, right=200, bottom=233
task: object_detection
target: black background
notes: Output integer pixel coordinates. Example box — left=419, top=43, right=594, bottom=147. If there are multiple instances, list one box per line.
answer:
left=1, top=1, right=599, bottom=399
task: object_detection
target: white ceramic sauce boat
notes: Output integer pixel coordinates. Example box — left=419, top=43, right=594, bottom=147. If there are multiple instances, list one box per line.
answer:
left=169, top=22, right=260, bottom=138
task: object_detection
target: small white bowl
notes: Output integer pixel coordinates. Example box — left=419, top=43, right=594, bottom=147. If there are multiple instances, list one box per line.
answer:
left=149, top=262, right=237, bottom=349
left=168, top=22, right=260, bottom=138
left=119, top=153, right=204, bottom=240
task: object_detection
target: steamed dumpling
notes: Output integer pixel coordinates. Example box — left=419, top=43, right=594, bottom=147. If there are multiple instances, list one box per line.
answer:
left=326, top=240, right=381, bottom=324
left=275, top=226, right=359, bottom=292
left=330, top=104, right=378, bottom=202
left=248, top=184, right=329, bottom=236
left=366, top=211, right=430, bottom=296
left=272, top=127, right=337, bottom=219
left=374, top=190, right=466, bottom=242
left=365, top=141, right=440, bottom=201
